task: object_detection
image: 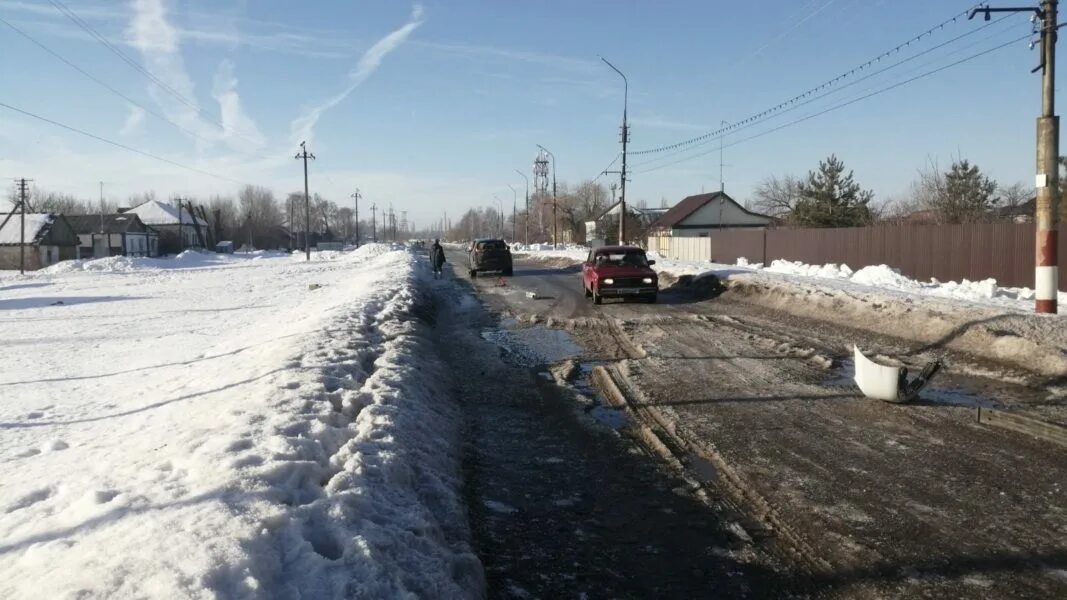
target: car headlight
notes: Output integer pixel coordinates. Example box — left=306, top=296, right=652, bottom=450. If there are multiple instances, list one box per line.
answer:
left=643, top=277, right=654, bottom=284
left=603, top=278, right=614, bottom=285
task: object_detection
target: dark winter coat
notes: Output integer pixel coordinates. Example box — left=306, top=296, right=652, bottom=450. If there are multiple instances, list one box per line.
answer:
left=430, top=244, right=446, bottom=269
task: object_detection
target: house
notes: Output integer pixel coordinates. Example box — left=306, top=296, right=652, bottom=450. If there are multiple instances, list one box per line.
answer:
left=649, top=192, right=773, bottom=237
left=66, top=214, right=160, bottom=259
left=123, top=200, right=211, bottom=254
left=0, top=213, right=79, bottom=271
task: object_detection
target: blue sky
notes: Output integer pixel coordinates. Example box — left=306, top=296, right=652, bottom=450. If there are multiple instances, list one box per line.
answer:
left=0, top=0, right=1056, bottom=225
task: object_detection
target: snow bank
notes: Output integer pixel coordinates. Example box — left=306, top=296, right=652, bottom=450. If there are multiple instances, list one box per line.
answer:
left=0, top=247, right=481, bottom=598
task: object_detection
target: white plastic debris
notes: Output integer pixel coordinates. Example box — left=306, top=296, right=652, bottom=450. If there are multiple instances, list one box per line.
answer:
left=853, top=345, right=901, bottom=402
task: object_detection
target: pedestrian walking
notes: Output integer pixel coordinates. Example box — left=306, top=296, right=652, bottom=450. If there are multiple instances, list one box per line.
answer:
left=430, top=239, right=446, bottom=279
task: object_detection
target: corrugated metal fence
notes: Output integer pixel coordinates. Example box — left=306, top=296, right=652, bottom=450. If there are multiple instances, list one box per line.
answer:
left=648, top=223, right=1066, bottom=291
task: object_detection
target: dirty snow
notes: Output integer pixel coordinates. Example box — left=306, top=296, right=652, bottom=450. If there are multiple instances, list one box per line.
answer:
left=0, top=245, right=481, bottom=598
left=513, top=246, right=1066, bottom=314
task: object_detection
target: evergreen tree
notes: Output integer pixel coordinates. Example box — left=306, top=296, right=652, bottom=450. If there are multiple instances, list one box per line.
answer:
left=793, top=155, right=873, bottom=227
left=939, top=160, right=998, bottom=223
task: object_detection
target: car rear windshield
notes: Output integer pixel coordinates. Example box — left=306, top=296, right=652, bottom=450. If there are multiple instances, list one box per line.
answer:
left=477, top=240, right=507, bottom=250
left=595, top=251, right=648, bottom=267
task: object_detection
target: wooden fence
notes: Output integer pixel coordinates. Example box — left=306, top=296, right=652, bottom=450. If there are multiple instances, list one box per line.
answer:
left=648, top=223, right=1067, bottom=291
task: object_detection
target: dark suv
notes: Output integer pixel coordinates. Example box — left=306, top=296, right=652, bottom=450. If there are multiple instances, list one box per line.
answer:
left=467, top=239, right=513, bottom=277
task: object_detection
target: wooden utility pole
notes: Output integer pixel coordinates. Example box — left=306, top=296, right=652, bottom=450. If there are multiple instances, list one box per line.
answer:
left=972, top=2, right=1059, bottom=313
left=17, top=178, right=30, bottom=274
left=351, top=189, right=361, bottom=246
left=370, top=203, right=377, bottom=242
left=295, top=141, right=316, bottom=261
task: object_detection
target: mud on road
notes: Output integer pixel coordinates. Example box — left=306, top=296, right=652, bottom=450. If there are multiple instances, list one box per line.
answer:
left=445, top=249, right=1067, bottom=599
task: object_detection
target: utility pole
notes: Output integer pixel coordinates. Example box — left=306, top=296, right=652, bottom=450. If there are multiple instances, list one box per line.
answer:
left=295, top=141, right=316, bottom=261
left=602, top=57, right=629, bottom=245
left=972, top=2, right=1059, bottom=313
left=99, top=181, right=105, bottom=235
left=351, top=189, right=361, bottom=247
left=17, top=178, right=30, bottom=274
left=370, top=203, right=378, bottom=242
left=514, top=169, right=529, bottom=245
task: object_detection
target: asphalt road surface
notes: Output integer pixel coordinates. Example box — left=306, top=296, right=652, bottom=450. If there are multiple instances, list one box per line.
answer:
left=439, top=247, right=1067, bottom=599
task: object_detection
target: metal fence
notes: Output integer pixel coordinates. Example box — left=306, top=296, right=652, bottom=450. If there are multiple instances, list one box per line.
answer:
left=649, top=223, right=1066, bottom=291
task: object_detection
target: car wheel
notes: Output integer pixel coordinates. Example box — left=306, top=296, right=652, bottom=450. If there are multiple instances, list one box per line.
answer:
left=469, top=269, right=477, bottom=278
left=592, top=287, right=603, bottom=305
left=503, top=267, right=513, bottom=276
left=646, top=293, right=657, bottom=304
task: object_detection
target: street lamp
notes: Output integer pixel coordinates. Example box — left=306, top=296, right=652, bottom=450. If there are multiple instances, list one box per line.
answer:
left=507, top=184, right=518, bottom=242
left=494, top=195, right=504, bottom=238
left=514, top=169, right=529, bottom=245
left=536, top=144, right=557, bottom=248
left=601, top=57, right=629, bottom=244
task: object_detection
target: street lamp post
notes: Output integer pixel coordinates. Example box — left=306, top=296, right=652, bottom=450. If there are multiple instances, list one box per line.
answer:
left=514, top=169, right=529, bottom=245
left=601, top=57, right=629, bottom=244
left=536, top=144, right=556, bottom=248
left=507, top=184, right=517, bottom=242
left=494, top=195, right=504, bottom=238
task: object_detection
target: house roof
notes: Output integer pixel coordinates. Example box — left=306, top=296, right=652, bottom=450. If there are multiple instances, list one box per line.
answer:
left=0, top=213, right=55, bottom=245
left=125, top=200, right=209, bottom=226
left=650, top=192, right=770, bottom=229
left=65, top=213, right=155, bottom=234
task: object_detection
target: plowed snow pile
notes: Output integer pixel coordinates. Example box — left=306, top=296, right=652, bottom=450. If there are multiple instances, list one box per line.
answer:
left=0, top=246, right=481, bottom=598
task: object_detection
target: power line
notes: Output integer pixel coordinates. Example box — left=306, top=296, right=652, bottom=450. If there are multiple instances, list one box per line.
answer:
left=0, top=16, right=212, bottom=146
left=591, top=153, right=621, bottom=183
left=631, top=12, right=1023, bottom=172
left=46, top=0, right=200, bottom=112
left=0, top=101, right=247, bottom=185
left=635, top=31, right=1032, bottom=175
left=630, top=4, right=985, bottom=157
left=733, top=0, right=842, bottom=68
left=45, top=0, right=262, bottom=148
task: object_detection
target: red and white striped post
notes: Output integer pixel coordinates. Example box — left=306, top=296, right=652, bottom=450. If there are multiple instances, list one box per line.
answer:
left=1036, top=0, right=1060, bottom=314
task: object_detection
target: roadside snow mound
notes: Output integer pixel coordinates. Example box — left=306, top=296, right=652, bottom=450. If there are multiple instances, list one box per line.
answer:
left=850, top=264, right=921, bottom=290
left=0, top=248, right=481, bottom=598
left=765, top=259, right=853, bottom=279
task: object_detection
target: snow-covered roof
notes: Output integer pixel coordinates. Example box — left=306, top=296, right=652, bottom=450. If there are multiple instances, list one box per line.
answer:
left=0, top=213, right=54, bottom=245
left=126, top=200, right=209, bottom=226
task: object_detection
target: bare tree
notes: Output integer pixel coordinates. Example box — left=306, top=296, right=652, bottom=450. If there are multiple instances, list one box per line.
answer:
left=206, top=195, right=238, bottom=242
left=997, top=181, right=1033, bottom=222
left=237, top=185, right=282, bottom=249
left=752, top=174, right=801, bottom=220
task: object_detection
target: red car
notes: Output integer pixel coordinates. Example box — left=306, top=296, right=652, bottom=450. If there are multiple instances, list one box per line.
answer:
left=582, top=245, right=658, bottom=304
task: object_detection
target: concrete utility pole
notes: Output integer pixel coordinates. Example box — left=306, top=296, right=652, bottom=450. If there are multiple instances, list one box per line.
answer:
left=602, top=57, right=629, bottom=244
left=351, top=189, right=361, bottom=247
left=537, top=145, right=556, bottom=247
left=370, top=203, right=378, bottom=242
left=514, top=169, right=529, bottom=245
left=972, top=2, right=1059, bottom=313
left=295, top=141, right=316, bottom=261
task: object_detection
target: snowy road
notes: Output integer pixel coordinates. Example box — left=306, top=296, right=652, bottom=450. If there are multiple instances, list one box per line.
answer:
left=450, top=248, right=1067, bottom=599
